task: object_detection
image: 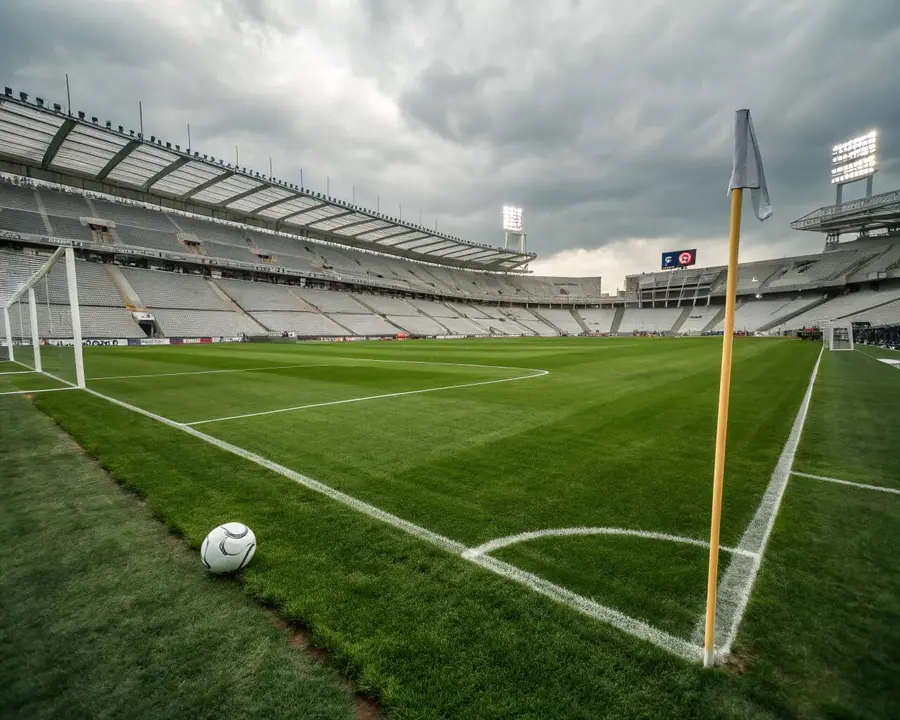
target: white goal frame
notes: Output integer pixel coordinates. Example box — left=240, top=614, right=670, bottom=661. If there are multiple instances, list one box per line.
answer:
left=3, top=246, right=86, bottom=388
left=822, top=320, right=854, bottom=352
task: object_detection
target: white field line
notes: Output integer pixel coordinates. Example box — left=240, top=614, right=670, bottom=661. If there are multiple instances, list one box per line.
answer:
left=0, top=369, right=37, bottom=375
left=83, top=386, right=466, bottom=554
left=465, top=527, right=758, bottom=559
left=697, top=347, right=823, bottom=659
left=854, top=347, right=900, bottom=366
left=88, top=363, right=333, bottom=381
left=0, top=386, right=78, bottom=396
left=81, top=382, right=702, bottom=663
left=184, top=368, right=548, bottom=426
left=792, top=471, right=900, bottom=496
left=466, top=553, right=703, bottom=662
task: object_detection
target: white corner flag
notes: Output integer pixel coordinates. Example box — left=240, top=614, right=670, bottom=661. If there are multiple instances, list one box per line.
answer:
left=728, top=109, right=772, bottom=221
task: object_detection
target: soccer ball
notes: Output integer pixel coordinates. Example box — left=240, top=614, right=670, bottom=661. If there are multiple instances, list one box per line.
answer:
left=201, top=522, right=257, bottom=574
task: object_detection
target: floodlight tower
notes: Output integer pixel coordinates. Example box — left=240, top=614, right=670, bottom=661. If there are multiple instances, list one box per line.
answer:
left=502, top=205, right=525, bottom=253
left=828, top=130, right=877, bottom=248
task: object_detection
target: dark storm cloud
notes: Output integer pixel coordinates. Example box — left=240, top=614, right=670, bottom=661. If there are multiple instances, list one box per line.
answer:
left=1, top=0, right=899, bottom=278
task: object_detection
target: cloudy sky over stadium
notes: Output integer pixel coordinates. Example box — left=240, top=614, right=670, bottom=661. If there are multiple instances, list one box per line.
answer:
left=1, top=0, right=899, bottom=285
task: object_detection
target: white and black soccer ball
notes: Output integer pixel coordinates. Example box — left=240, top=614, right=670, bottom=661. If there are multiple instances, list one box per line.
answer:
left=201, top=522, right=257, bottom=574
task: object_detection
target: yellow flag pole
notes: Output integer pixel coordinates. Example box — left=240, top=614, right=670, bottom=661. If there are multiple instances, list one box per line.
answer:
left=703, top=187, right=744, bottom=668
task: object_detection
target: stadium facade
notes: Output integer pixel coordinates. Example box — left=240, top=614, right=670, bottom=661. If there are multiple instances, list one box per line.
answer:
left=1, top=88, right=899, bottom=342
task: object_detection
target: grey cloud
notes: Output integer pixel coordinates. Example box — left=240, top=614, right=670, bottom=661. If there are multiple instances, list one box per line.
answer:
left=0, top=0, right=899, bottom=277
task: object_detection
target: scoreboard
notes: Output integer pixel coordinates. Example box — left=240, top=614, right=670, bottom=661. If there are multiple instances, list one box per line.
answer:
left=661, top=249, right=697, bottom=270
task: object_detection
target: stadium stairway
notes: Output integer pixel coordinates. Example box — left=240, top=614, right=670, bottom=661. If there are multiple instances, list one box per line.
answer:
left=529, top=309, right=566, bottom=335
left=610, top=307, right=624, bottom=334
left=31, top=189, right=54, bottom=235
left=756, top=296, right=829, bottom=332
left=572, top=310, right=592, bottom=335
left=207, top=280, right=271, bottom=331
left=670, top=307, right=693, bottom=334
left=702, top=306, right=726, bottom=333
left=105, top=264, right=146, bottom=311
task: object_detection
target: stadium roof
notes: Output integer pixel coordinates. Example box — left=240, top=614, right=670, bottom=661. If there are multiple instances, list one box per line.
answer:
left=0, top=92, right=535, bottom=271
left=791, top=188, right=900, bottom=236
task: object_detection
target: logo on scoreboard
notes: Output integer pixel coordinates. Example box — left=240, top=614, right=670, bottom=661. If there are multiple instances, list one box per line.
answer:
left=661, top=248, right=697, bottom=270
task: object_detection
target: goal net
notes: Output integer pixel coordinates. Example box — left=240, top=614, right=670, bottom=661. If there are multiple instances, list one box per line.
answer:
left=823, top=321, right=854, bottom=351
left=2, top=246, right=85, bottom=394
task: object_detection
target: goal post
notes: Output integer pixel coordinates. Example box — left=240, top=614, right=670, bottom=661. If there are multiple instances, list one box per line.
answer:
left=2, top=246, right=85, bottom=391
left=823, top=320, right=854, bottom=351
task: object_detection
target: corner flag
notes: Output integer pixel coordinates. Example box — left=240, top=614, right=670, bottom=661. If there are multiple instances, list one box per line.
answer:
left=703, top=109, right=771, bottom=668
left=728, top=109, right=772, bottom=221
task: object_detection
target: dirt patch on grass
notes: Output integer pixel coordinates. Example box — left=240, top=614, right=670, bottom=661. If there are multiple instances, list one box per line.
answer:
left=270, top=612, right=382, bottom=719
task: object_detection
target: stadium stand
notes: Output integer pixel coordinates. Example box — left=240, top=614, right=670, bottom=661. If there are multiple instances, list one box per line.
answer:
left=771, top=287, right=900, bottom=331
left=577, top=309, right=618, bottom=334
left=120, top=269, right=229, bottom=311
left=848, top=298, right=900, bottom=327
left=330, top=313, right=399, bottom=336
left=214, top=280, right=313, bottom=312
left=532, top=308, right=583, bottom=335
left=676, top=306, right=720, bottom=334
left=250, top=311, right=348, bottom=336
left=617, top=307, right=682, bottom=334
left=151, top=308, right=265, bottom=337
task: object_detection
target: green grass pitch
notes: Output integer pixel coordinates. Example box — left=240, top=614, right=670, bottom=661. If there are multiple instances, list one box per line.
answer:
left=3, top=336, right=898, bottom=718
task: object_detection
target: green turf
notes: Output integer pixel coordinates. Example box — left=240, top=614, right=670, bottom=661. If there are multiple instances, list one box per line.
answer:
left=13, top=336, right=899, bottom=718
left=734, top=347, right=900, bottom=719
left=0, top=395, right=356, bottom=720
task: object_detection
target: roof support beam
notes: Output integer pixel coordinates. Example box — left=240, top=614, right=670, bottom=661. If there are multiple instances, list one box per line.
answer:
left=376, top=233, right=427, bottom=247
left=405, top=239, right=458, bottom=254
left=329, top=216, right=379, bottom=233
left=460, top=250, right=502, bottom=262
left=142, top=156, right=190, bottom=192
left=278, top=202, right=329, bottom=224
left=180, top=170, right=234, bottom=200
left=429, top=245, right=475, bottom=258
left=350, top=226, right=409, bottom=239
left=308, top=210, right=355, bottom=227
left=40, top=118, right=77, bottom=170
left=441, top=247, right=489, bottom=259
left=243, top=193, right=301, bottom=214
left=392, top=236, right=443, bottom=250
left=219, top=184, right=270, bottom=208
left=95, top=139, right=140, bottom=181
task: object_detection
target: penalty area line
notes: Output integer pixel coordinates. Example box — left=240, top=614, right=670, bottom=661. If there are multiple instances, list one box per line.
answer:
left=792, top=471, right=900, bottom=496
left=183, top=368, right=549, bottom=426
left=80, top=383, right=699, bottom=663
left=88, top=363, right=334, bottom=381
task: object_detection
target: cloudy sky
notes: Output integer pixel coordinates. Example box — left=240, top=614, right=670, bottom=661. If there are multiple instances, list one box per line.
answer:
left=1, top=0, right=898, bottom=288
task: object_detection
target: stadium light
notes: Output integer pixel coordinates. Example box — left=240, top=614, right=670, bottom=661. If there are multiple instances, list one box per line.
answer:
left=502, top=205, right=523, bottom=233
left=831, top=130, right=877, bottom=185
